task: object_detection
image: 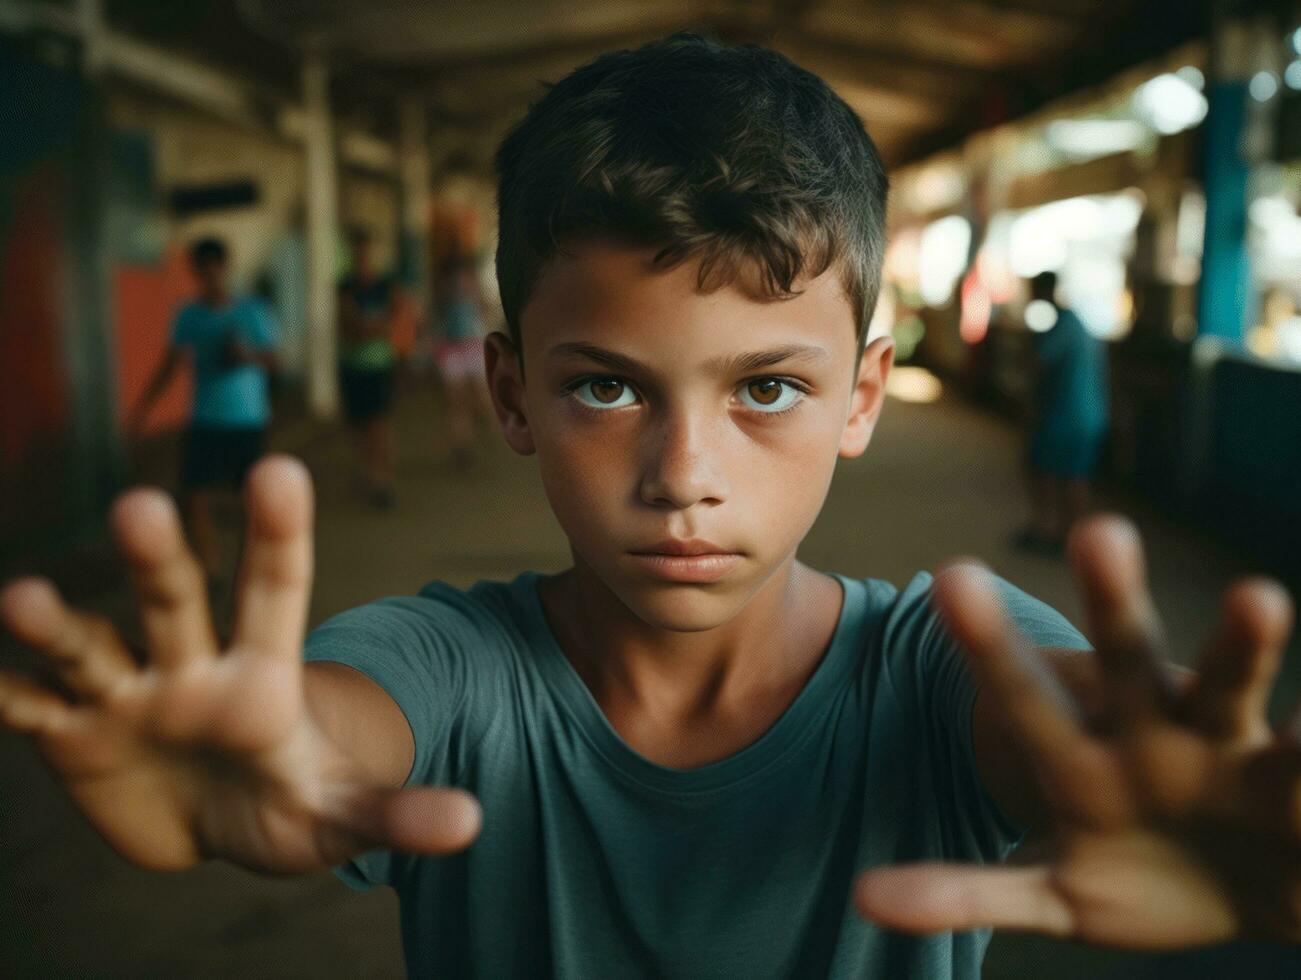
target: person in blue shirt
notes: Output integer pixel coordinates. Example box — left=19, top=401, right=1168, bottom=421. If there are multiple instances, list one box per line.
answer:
left=129, top=237, right=278, bottom=583
left=4, top=34, right=1300, bottom=980
left=1016, top=271, right=1110, bottom=554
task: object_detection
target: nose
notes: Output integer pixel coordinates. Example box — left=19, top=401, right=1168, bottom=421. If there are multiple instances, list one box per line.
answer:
left=638, top=406, right=729, bottom=510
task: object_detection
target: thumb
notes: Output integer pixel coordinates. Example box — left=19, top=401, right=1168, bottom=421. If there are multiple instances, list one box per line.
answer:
left=317, top=785, right=482, bottom=864
left=854, top=863, right=1074, bottom=937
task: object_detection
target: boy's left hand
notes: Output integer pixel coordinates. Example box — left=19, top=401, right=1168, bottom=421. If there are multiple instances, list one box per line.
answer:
left=854, top=515, right=1300, bottom=948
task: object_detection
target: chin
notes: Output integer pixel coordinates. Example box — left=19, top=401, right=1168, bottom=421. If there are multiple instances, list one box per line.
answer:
left=608, top=576, right=756, bottom=633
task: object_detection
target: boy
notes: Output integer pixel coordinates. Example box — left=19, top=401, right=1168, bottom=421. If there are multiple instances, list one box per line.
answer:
left=129, top=236, right=279, bottom=583
left=3, top=34, right=1299, bottom=979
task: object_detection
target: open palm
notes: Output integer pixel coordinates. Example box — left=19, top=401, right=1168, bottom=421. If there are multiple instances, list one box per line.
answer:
left=856, top=517, right=1301, bottom=947
left=0, top=456, right=479, bottom=874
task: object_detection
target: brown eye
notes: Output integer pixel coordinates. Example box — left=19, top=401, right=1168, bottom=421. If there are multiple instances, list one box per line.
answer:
left=591, top=380, right=625, bottom=404
left=748, top=379, right=782, bottom=405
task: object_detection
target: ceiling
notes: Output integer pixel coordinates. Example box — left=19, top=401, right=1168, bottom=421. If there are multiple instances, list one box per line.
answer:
left=107, top=0, right=1213, bottom=171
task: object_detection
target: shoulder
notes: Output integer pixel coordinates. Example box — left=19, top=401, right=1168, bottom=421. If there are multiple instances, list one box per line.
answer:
left=305, top=574, right=539, bottom=686
left=309, top=578, right=522, bottom=653
left=304, top=576, right=540, bottom=778
left=877, top=570, right=1087, bottom=651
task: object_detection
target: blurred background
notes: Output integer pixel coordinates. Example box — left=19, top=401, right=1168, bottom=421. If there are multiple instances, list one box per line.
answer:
left=2, top=0, right=1301, bottom=977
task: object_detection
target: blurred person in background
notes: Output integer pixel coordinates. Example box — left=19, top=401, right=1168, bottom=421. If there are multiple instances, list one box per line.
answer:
left=338, top=228, right=401, bottom=508
left=128, top=237, right=279, bottom=589
left=434, top=246, right=494, bottom=469
left=1015, top=270, right=1109, bottom=554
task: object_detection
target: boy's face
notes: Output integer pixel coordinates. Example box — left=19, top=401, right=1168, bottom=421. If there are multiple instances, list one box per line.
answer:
left=194, top=257, right=229, bottom=301
left=487, top=243, right=892, bottom=632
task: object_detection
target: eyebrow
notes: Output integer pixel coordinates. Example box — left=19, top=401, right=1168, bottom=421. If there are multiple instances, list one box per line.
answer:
left=547, top=341, right=830, bottom=375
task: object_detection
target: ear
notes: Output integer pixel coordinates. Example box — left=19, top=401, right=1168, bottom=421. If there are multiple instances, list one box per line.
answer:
left=838, top=337, right=894, bottom=459
left=484, top=331, right=536, bottom=456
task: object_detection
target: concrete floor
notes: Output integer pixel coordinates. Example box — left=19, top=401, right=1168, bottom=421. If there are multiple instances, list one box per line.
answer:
left=2, top=381, right=1299, bottom=978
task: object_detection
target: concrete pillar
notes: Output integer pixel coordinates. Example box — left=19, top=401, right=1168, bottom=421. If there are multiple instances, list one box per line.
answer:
left=302, top=50, right=339, bottom=418
left=66, top=0, right=121, bottom=526
left=398, top=96, right=433, bottom=331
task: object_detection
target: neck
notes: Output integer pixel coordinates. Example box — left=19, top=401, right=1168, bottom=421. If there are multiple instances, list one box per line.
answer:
left=541, top=555, right=840, bottom=720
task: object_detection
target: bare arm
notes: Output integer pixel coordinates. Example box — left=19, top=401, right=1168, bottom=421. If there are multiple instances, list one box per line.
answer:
left=302, top=661, right=415, bottom=789
left=128, top=347, right=184, bottom=435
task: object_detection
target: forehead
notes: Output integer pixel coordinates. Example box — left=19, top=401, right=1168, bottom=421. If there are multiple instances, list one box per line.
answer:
left=520, top=243, right=857, bottom=362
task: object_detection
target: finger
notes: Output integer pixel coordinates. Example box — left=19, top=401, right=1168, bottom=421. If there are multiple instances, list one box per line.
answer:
left=0, top=670, right=78, bottom=736
left=111, top=489, right=218, bottom=668
left=1214, top=745, right=1301, bottom=841
left=231, top=456, right=314, bottom=661
left=1067, top=515, right=1174, bottom=722
left=854, top=862, right=1074, bottom=937
left=932, top=564, right=1103, bottom=793
left=0, top=578, right=139, bottom=700
left=1183, top=578, right=1294, bottom=744
left=313, top=785, right=482, bottom=866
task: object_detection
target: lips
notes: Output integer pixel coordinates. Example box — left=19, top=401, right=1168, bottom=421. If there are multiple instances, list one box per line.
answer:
left=631, top=539, right=736, bottom=557
left=626, top=540, right=744, bottom=583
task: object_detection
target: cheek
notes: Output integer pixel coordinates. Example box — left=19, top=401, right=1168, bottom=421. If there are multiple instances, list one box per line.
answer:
left=534, top=411, right=635, bottom=537
left=739, top=401, right=848, bottom=534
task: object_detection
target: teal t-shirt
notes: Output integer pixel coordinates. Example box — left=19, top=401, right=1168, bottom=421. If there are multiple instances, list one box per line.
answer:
left=171, top=297, right=278, bottom=428
left=304, top=570, right=1088, bottom=978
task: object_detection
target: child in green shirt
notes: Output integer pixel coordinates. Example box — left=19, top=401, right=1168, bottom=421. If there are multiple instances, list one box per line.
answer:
left=2, top=33, right=1298, bottom=979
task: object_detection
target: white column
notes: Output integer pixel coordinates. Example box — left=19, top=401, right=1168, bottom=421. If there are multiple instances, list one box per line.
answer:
left=302, top=50, right=339, bottom=418
left=399, top=95, right=433, bottom=329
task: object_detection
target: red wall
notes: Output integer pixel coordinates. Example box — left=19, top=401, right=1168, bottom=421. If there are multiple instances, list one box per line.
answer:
left=113, top=246, right=194, bottom=434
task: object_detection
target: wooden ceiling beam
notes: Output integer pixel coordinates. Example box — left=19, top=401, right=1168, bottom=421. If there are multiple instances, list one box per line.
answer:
left=774, top=28, right=997, bottom=85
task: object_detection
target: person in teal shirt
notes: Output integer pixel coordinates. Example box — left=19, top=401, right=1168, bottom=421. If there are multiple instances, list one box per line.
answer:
left=4, top=33, right=1300, bottom=980
left=129, top=236, right=278, bottom=583
left=1017, top=271, right=1110, bottom=554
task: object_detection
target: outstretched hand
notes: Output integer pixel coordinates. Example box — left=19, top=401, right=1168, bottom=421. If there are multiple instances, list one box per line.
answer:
left=0, top=456, right=480, bottom=875
left=855, top=516, right=1299, bottom=948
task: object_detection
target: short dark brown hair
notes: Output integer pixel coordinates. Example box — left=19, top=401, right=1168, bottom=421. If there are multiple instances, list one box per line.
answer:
left=494, top=32, right=888, bottom=356
left=189, top=237, right=228, bottom=269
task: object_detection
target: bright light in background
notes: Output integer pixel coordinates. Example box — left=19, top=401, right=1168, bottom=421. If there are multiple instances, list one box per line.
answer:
left=1174, top=190, right=1206, bottom=283
left=1025, top=299, right=1058, bottom=333
left=1010, top=209, right=1068, bottom=277
left=1000, top=192, right=1142, bottom=339
left=1132, top=72, right=1208, bottom=134
left=905, top=161, right=967, bottom=213
left=1292, top=26, right=1301, bottom=55
left=1286, top=60, right=1301, bottom=91
left=1046, top=119, right=1147, bottom=157
left=918, top=215, right=971, bottom=307
left=1249, top=194, right=1301, bottom=281
left=1250, top=71, right=1279, bottom=102
left=1064, top=255, right=1131, bottom=338
left=885, top=366, right=944, bottom=404
left=1175, top=65, right=1205, bottom=90
left=959, top=266, right=992, bottom=345
left=884, top=227, right=921, bottom=289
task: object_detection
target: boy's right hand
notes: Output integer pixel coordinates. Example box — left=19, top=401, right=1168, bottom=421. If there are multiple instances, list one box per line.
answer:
left=0, top=456, right=481, bottom=875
